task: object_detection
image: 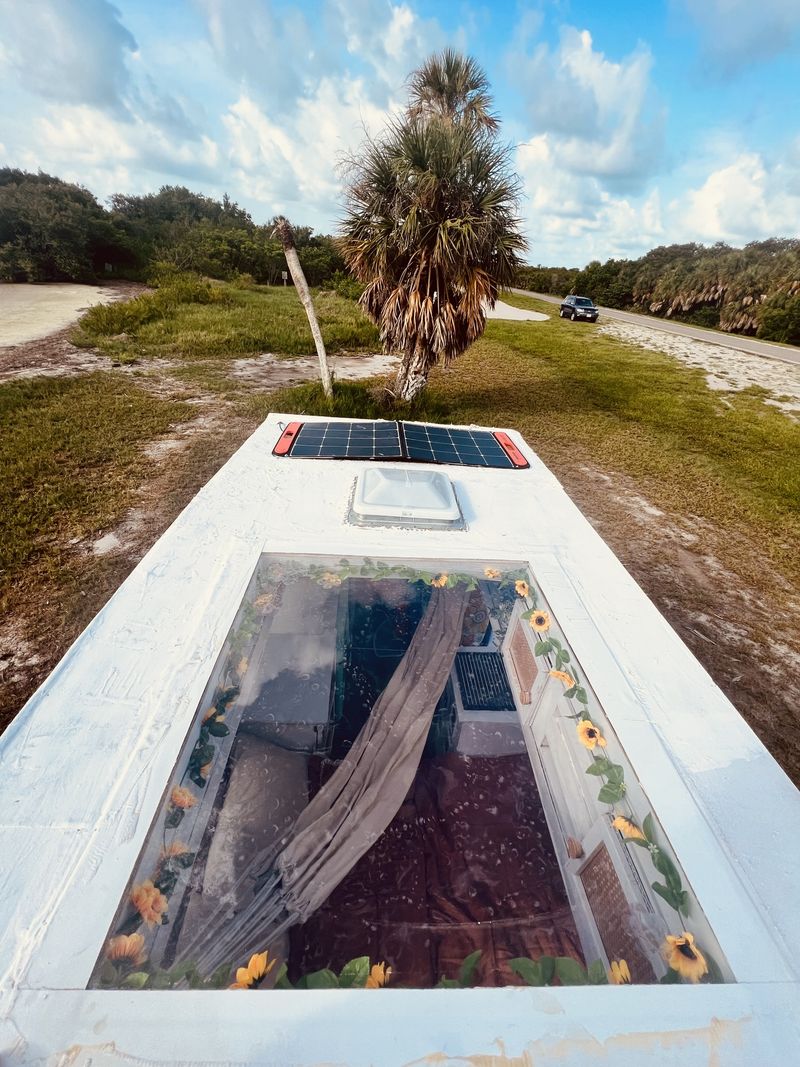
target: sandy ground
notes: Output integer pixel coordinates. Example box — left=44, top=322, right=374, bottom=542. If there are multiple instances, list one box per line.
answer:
left=600, top=321, right=800, bottom=417
left=485, top=299, right=549, bottom=322
left=0, top=282, right=121, bottom=346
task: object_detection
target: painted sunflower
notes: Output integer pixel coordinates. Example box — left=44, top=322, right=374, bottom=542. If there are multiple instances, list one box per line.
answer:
left=229, top=950, right=277, bottom=989
left=514, top=579, right=529, bottom=597
left=170, top=786, right=196, bottom=810
left=200, top=760, right=213, bottom=779
left=430, top=573, right=449, bottom=588
left=611, top=815, right=645, bottom=841
left=529, top=610, right=551, bottom=633
left=662, top=932, right=708, bottom=983
left=484, top=567, right=502, bottom=580
left=253, top=591, right=276, bottom=611
left=549, top=669, right=576, bottom=689
left=319, top=572, right=343, bottom=588
left=160, top=840, right=191, bottom=860
left=105, top=933, right=147, bottom=967
left=365, top=962, right=392, bottom=988
left=130, top=880, right=168, bottom=926
left=576, top=719, right=607, bottom=750
left=608, top=959, right=631, bottom=985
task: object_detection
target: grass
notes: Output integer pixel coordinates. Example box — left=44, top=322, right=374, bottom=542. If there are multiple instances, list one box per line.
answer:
left=0, top=373, right=192, bottom=608
left=73, top=282, right=380, bottom=363
left=259, top=294, right=800, bottom=582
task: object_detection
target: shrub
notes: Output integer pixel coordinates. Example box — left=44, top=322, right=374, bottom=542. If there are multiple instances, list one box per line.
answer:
left=325, top=270, right=365, bottom=300
left=757, top=293, right=800, bottom=345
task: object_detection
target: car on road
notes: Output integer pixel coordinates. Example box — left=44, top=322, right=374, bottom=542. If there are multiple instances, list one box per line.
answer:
left=560, top=295, right=599, bottom=322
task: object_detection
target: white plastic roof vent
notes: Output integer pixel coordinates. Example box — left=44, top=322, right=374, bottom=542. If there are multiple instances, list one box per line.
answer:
left=349, top=467, right=464, bottom=529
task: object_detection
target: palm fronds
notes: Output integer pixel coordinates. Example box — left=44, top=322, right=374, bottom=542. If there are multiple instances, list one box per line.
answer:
left=339, top=53, right=526, bottom=400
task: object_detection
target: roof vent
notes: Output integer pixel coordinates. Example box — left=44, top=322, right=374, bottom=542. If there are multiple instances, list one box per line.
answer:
left=349, top=468, right=464, bottom=529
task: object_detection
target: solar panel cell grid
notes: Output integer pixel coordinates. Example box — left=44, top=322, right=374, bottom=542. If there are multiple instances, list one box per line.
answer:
left=274, top=420, right=528, bottom=468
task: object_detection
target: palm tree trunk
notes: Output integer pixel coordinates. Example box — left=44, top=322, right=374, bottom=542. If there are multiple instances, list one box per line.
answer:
left=394, top=352, right=430, bottom=402
left=274, top=218, right=333, bottom=399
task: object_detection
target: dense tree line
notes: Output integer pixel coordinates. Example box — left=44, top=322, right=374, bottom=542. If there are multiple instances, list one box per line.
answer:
left=516, top=240, right=800, bottom=344
left=0, top=169, right=345, bottom=287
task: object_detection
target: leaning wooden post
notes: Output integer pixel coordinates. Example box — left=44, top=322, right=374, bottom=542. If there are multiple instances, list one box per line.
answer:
left=273, top=217, right=333, bottom=399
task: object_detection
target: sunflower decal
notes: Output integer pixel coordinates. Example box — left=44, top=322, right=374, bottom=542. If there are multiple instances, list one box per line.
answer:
left=105, top=933, right=147, bottom=967
left=230, top=950, right=278, bottom=989
left=130, top=880, right=168, bottom=926
left=549, top=669, right=576, bottom=689
left=430, top=573, right=449, bottom=588
left=484, top=567, right=502, bottom=580
left=514, top=579, right=529, bottom=598
left=576, top=719, right=607, bottom=750
left=608, top=959, right=631, bottom=985
left=611, top=815, right=645, bottom=841
left=529, top=610, right=551, bottom=632
left=365, top=962, right=392, bottom=988
left=662, top=932, right=708, bottom=983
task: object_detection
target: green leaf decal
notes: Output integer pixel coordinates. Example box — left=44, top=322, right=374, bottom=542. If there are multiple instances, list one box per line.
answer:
left=555, top=957, right=588, bottom=985
left=338, top=956, right=370, bottom=989
left=597, top=783, right=625, bottom=804
left=508, top=958, right=543, bottom=986
left=304, top=968, right=339, bottom=989
left=458, top=949, right=482, bottom=988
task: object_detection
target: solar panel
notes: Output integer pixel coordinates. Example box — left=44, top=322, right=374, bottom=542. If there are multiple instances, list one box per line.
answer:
left=272, top=420, right=528, bottom=468
left=401, top=423, right=514, bottom=468
left=286, top=421, right=403, bottom=460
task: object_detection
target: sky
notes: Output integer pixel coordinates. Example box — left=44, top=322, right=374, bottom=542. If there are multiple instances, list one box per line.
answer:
left=0, top=0, right=799, bottom=266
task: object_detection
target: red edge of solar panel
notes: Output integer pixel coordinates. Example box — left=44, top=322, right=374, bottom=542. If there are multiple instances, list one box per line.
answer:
left=273, top=421, right=303, bottom=455
left=493, top=432, right=529, bottom=468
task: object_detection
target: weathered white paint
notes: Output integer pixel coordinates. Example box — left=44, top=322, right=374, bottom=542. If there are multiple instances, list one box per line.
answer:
left=1, top=412, right=799, bottom=1065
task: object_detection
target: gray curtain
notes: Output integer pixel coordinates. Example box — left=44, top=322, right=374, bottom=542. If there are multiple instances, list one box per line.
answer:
left=184, top=583, right=469, bottom=976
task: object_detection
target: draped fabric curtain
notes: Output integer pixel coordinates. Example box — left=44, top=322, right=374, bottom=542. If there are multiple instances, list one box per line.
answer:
left=184, top=583, right=469, bottom=976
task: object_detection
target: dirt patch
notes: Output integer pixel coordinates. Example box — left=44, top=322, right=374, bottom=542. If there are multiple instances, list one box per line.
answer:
left=0, top=282, right=148, bottom=382
left=559, top=461, right=800, bottom=783
left=229, top=351, right=399, bottom=388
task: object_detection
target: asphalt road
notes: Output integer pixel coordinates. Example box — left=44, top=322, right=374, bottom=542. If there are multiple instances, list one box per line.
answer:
left=511, top=288, right=800, bottom=366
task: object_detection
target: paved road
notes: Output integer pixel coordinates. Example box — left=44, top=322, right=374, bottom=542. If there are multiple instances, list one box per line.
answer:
left=511, top=288, right=800, bottom=367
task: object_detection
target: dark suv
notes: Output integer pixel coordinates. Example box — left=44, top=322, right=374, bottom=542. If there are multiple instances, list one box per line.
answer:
left=560, top=295, right=599, bottom=322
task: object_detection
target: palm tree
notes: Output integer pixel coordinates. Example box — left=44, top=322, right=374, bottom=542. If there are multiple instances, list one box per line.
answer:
left=273, top=216, right=333, bottom=399
left=339, top=52, right=525, bottom=401
left=407, top=48, right=499, bottom=131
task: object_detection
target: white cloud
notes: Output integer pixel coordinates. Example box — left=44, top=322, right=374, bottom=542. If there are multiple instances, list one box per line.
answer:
left=224, top=78, right=394, bottom=219
left=28, top=104, right=219, bottom=201
left=512, top=26, right=665, bottom=191
left=679, top=151, right=800, bottom=242
left=517, top=135, right=665, bottom=264
left=680, top=0, right=800, bottom=73
left=331, top=0, right=451, bottom=93
left=0, top=0, right=136, bottom=111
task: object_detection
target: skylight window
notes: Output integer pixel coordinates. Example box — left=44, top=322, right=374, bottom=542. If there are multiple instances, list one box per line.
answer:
left=91, top=555, right=730, bottom=991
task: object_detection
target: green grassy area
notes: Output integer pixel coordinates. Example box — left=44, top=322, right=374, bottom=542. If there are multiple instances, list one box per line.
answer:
left=0, top=373, right=192, bottom=607
left=73, top=282, right=380, bottom=363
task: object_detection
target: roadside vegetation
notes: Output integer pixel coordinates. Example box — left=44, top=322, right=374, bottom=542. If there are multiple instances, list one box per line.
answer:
left=517, top=239, right=800, bottom=344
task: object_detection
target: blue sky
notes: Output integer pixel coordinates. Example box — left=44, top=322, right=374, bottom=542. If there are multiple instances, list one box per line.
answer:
left=1, top=0, right=798, bottom=265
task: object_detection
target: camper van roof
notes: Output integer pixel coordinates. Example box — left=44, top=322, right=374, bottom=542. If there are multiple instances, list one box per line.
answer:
left=1, top=412, right=799, bottom=1065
